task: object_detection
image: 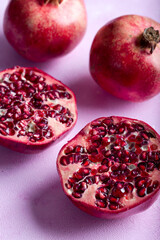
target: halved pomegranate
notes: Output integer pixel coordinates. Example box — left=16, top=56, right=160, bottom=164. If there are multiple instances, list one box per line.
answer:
left=0, top=66, right=77, bottom=153
left=57, top=116, right=160, bottom=218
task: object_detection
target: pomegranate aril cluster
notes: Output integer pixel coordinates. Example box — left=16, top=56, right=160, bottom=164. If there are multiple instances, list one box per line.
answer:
left=60, top=117, right=160, bottom=210
left=0, top=68, right=73, bottom=142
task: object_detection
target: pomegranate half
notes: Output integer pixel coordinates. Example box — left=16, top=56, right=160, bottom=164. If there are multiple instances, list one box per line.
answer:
left=57, top=116, right=160, bottom=219
left=0, top=66, right=77, bottom=153
left=90, top=15, right=160, bottom=101
left=3, top=0, right=87, bottom=62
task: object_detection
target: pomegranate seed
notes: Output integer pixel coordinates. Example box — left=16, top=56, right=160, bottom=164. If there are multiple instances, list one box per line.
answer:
left=73, top=182, right=87, bottom=193
left=72, top=192, right=82, bottom=198
left=96, top=200, right=107, bottom=208
left=91, top=135, right=101, bottom=142
left=128, top=135, right=136, bottom=142
left=91, top=169, right=97, bottom=175
left=101, top=158, right=109, bottom=166
left=98, top=165, right=109, bottom=173
left=108, top=203, right=119, bottom=210
left=102, top=137, right=110, bottom=146
left=73, top=172, right=83, bottom=181
left=73, top=154, right=81, bottom=163
left=6, top=128, right=15, bottom=136
left=152, top=180, right=159, bottom=189
left=65, top=183, right=72, bottom=189
left=43, top=128, right=53, bottom=139
left=0, top=128, right=7, bottom=136
left=141, top=171, right=149, bottom=177
left=85, top=176, right=94, bottom=185
left=79, top=168, right=91, bottom=176
left=95, top=192, right=106, bottom=200
left=64, top=146, right=74, bottom=154
left=10, top=73, right=19, bottom=81
left=113, top=145, right=121, bottom=150
left=141, top=132, right=149, bottom=140
left=125, top=183, right=134, bottom=193
left=136, top=124, right=144, bottom=131
left=109, top=196, right=119, bottom=203
left=138, top=162, right=146, bottom=171
left=136, top=179, right=146, bottom=188
left=104, top=150, right=111, bottom=157
left=60, top=156, right=69, bottom=166
left=145, top=179, right=152, bottom=187
left=81, top=158, right=90, bottom=166
left=118, top=127, right=125, bottom=134
left=140, top=151, right=148, bottom=161
left=147, top=162, right=155, bottom=171
left=131, top=169, right=140, bottom=177
left=0, top=123, right=7, bottom=129
left=74, top=145, right=84, bottom=153
left=67, top=154, right=75, bottom=164
left=147, top=186, right=154, bottom=194
left=108, top=128, right=116, bottom=135
left=66, top=118, right=73, bottom=127
left=137, top=187, right=146, bottom=197
left=110, top=171, right=118, bottom=178
left=100, top=174, right=110, bottom=183
left=68, top=177, right=76, bottom=185
left=112, top=186, right=126, bottom=198
left=18, top=130, right=26, bottom=136
left=94, top=175, right=100, bottom=184
left=150, top=144, right=158, bottom=150
left=87, top=145, right=98, bottom=154
left=91, top=120, right=102, bottom=127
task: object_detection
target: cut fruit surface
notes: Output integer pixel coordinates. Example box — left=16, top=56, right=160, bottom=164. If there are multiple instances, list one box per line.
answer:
left=57, top=116, right=160, bottom=218
left=0, top=66, right=77, bottom=153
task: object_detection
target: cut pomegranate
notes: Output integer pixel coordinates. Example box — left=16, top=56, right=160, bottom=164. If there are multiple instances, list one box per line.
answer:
left=57, top=116, right=160, bottom=218
left=0, top=66, right=77, bottom=153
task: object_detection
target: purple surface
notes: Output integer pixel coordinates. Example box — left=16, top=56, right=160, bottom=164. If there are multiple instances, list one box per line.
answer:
left=0, top=0, right=160, bottom=239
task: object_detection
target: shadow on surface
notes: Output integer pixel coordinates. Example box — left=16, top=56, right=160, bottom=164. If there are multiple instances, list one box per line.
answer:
left=68, top=74, right=138, bottom=112
left=0, top=34, right=58, bottom=71
left=0, top=145, right=34, bottom=167
left=30, top=180, right=129, bottom=235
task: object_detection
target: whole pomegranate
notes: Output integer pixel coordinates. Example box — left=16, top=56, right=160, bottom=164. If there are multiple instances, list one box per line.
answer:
left=90, top=15, right=160, bottom=101
left=3, top=0, right=87, bottom=62
left=57, top=116, right=160, bottom=219
left=0, top=66, right=77, bottom=153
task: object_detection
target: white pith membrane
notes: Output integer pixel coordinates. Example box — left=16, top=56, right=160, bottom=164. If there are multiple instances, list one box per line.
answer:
left=58, top=117, right=160, bottom=212
left=0, top=66, right=76, bottom=145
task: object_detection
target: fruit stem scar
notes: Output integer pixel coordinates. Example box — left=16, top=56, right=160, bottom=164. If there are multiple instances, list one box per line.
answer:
left=43, top=0, right=63, bottom=5
left=141, top=27, right=160, bottom=54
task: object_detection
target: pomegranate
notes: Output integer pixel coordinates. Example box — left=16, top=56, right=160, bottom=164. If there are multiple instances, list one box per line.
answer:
left=0, top=66, right=77, bottom=153
left=90, top=15, right=160, bottom=101
left=3, top=0, right=87, bottom=62
left=57, top=116, right=160, bottom=219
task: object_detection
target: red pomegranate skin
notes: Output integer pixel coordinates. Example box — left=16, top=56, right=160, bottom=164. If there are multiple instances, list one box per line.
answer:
left=57, top=116, right=160, bottom=219
left=0, top=66, right=77, bottom=153
left=90, top=15, right=160, bottom=101
left=3, top=0, right=87, bottom=62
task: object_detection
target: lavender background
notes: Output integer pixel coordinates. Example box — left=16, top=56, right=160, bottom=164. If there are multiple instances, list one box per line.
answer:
left=0, top=1, right=160, bottom=239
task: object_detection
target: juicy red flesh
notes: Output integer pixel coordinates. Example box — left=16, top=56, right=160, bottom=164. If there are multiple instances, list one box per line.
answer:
left=0, top=67, right=74, bottom=143
left=59, top=117, right=160, bottom=211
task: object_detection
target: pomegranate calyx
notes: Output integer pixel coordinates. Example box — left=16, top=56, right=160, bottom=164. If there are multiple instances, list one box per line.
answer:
left=142, top=27, right=160, bottom=54
left=43, top=0, right=63, bottom=5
